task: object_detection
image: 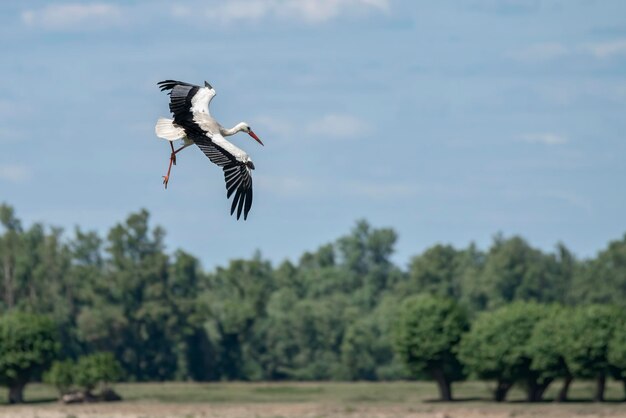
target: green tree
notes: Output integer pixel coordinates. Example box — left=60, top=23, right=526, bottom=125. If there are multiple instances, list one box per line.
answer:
left=255, top=288, right=301, bottom=379
left=168, top=250, right=207, bottom=380
left=570, top=236, right=626, bottom=305
left=402, top=245, right=464, bottom=299
left=562, top=305, right=618, bottom=402
left=341, top=317, right=380, bottom=380
left=0, top=204, right=22, bottom=309
left=0, top=312, right=59, bottom=403
left=335, top=220, right=402, bottom=308
left=24, top=226, right=74, bottom=359
left=59, top=227, right=106, bottom=359
left=0, top=207, right=67, bottom=313
left=0, top=216, right=71, bottom=317
left=340, top=295, right=407, bottom=381
left=259, top=292, right=357, bottom=381
left=297, top=244, right=350, bottom=298
left=77, top=209, right=178, bottom=380
left=527, top=306, right=573, bottom=401
left=394, top=294, right=468, bottom=400
left=477, top=236, right=571, bottom=309
left=199, top=253, right=275, bottom=380
left=285, top=295, right=354, bottom=380
left=341, top=310, right=398, bottom=380
left=457, top=302, right=551, bottom=402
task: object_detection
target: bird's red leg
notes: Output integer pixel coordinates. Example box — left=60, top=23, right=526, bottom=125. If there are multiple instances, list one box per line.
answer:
left=170, top=142, right=177, bottom=165
left=163, top=152, right=175, bottom=189
left=173, top=144, right=187, bottom=154
left=163, top=143, right=189, bottom=189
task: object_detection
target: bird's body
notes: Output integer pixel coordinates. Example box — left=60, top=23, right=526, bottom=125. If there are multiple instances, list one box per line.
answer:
left=155, top=80, right=263, bottom=220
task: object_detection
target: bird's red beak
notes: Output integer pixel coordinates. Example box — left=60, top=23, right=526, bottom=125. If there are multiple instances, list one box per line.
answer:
left=248, top=130, right=264, bottom=146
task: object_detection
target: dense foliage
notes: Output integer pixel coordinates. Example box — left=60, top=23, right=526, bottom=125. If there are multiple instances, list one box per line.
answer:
left=458, top=303, right=553, bottom=402
left=394, top=295, right=468, bottom=400
left=1, top=204, right=626, bottom=402
left=0, top=311, right=58, bottom=403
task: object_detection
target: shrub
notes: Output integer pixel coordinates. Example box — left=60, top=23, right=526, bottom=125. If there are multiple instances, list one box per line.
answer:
left=44, top=352, right=123, bottom=401
left=44, top=360, right=76, bottom=395
left=75, top=352, right=123, bottom=393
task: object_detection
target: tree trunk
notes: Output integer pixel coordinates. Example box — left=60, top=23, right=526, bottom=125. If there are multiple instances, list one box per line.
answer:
left=8, top=381, right=25, bottom=404
left=555, top=375, right=573, bottom=402
left=594, top=373, right=606, bottom=402
left=526, top=378, right=552, bottom=402
left=494, top=380, right=512, bottom=402
left=430, top=367, right=453, bottom=401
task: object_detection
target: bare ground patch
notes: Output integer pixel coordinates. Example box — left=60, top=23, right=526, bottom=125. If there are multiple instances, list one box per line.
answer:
left=1, top=402, right=626, bottom=418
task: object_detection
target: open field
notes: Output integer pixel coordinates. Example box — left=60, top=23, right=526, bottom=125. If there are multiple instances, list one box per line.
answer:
left=0, top=381, right=623, bottom=418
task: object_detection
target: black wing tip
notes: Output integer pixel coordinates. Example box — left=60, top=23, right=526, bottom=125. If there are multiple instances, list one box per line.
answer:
left=157, top=79, right=199, bottom=92
left=228, top=185, right=252, bottom=221
left=243, top=184, right=253, bottom=220
left=157, top=80, right=180, bottom=91
left=222, top=161, right=253, bottom=222
left=230, top=188, right=241, bottom=219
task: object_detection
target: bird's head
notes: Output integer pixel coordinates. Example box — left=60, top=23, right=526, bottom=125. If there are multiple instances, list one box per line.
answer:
left=240, top=122, right=264, bottom=146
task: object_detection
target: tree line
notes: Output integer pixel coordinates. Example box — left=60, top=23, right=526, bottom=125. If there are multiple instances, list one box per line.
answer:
left=395, top=296, right=626, bottom=402
left=0, top=204, right=625, bottom=403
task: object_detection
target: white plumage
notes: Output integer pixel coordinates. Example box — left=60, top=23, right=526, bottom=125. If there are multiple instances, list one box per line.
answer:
left=155, top=117, right=186, bottom=141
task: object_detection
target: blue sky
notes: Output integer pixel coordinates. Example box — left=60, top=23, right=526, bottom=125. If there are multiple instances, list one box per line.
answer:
left=2, top=0, right=626, bottom=268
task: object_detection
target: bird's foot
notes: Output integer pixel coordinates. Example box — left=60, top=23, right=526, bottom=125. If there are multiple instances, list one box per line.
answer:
left=170, top=152, right=177, bottom=166
left=162, top=175, right=170, bottom=189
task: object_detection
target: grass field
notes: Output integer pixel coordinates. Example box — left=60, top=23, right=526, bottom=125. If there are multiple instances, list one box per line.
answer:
left=0, top=380, right=623, bottom=418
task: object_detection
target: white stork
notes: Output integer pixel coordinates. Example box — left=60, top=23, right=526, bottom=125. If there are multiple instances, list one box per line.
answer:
left=155, top=80, right=264, bottom=221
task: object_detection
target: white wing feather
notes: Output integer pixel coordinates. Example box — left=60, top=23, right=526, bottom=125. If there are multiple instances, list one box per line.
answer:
left=155, top=118, right=186, bottom=141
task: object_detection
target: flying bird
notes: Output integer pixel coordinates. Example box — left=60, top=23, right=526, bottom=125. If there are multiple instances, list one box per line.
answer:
left=155, top=80, right=264, bottom=220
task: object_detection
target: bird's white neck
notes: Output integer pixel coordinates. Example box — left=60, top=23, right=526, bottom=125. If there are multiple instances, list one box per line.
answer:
left=221, top=122, right=247, bottom=137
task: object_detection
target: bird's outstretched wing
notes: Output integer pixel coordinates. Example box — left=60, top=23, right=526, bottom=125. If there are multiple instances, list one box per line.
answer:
left=192, top=135, right=254, bottom=221
left=157, top=79, right=199, bottom=91
left=157, top=80, right=216, bottom=130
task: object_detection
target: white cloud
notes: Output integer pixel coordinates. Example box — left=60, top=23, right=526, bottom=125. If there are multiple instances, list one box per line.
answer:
left=175, top=0, right=390, bottom=24
left=306, top=114, right=367, bottom=139
left=507, top=42, right=568, bottom=62
left=0, top=164, right=31, bottom=183
left=21, top=3, right=122, bottom=30
left=280, top=0, right=390, bottom=22
left=519, top=133, right=567, bottom=145
left=582, top=39, right=626, bottom=59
